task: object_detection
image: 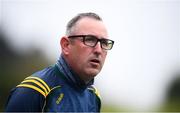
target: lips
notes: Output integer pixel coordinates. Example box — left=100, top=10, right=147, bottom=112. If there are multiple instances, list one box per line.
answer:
left=89, top=58, right=101, bottom=66
left=91, top=59, right=100, bottom=63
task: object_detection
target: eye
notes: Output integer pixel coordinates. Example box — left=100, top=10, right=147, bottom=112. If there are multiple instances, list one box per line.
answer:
left=101, top=39, right=114, bottom=50
left=84, top=35, right=97, bottom=43
left=101, top=39, right=109, bottom=46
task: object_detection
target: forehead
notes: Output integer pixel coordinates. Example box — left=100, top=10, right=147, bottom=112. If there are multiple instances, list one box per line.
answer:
left=73, top=17, right=108, bottom=38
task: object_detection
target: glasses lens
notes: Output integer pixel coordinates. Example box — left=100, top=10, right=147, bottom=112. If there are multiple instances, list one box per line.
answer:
left=101, top=39, right=114, bottom=50
left=84, top=35, right=97, bottom=47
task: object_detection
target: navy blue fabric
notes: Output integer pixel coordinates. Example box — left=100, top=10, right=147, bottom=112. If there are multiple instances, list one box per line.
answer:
left=5, top=88, right=45, bottom=112
left=5, top=55, right=101, bottom=112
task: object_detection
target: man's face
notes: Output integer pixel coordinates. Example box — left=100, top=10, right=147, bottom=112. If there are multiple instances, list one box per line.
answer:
left=64, top=18, right=108, bottom=82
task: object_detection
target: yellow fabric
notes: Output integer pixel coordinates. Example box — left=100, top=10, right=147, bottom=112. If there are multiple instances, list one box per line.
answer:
left=88, top=86, right=101, bottom=99
left=93, top=87, right=101, bottom=99
left=21, top=79, right=48, bottom=94
left=17, top=84, right=46, bottom=97
left=16, top=76, right=52, bottom=97
left=25, top=76, right=50, bottom=92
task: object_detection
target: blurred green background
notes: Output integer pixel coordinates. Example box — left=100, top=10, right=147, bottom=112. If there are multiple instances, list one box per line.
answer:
left=0, top=30, right=180, bottom=112
left=0, top=30, right=50, bottom=111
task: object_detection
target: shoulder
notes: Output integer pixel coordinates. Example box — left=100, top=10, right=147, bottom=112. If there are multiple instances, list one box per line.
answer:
left=5, top=85, right=45, bottom=112
left=17, top=75, right=51, bottom=97
left=87, top=85, right=101, bottom=111
left=87, top=85, right=101, bottom=100
left=5, top=65, right=63, bottom=111
left=17, top=65, right=61, bottom=98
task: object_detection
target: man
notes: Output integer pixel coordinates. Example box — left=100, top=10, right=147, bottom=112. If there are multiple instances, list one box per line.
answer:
left=5, top=12, right=114, bottom=112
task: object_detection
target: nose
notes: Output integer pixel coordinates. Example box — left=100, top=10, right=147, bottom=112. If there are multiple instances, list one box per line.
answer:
left=93, top=42, right=103, bottom=54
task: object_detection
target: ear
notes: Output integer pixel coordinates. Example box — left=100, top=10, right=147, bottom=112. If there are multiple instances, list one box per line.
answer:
left=60, top=36, right=71, bottom=55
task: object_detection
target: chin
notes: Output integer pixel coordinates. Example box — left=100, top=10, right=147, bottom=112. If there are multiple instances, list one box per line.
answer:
left=87, top=69, right=100, bottom=77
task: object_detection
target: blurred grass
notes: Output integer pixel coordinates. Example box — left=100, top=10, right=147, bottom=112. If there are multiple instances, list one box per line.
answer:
left=101, top=102, right=140, bottom=112
left=101, top=104, right=123, bottom=112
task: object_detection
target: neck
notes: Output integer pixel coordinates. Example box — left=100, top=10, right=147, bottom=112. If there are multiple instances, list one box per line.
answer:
left=57, top=54, right=94, bottom=88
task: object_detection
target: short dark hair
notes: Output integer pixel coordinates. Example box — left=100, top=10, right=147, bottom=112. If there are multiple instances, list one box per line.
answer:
left=66, top=12, right=102, bottom=35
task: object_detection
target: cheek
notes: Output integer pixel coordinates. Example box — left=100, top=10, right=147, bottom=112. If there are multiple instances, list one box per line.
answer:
left=72, top=46, right=90, bottom=63
left=102, top=51, right=107, bottom=58
left=78, top=50, right=90, bottom=62
left=101, top=52, right=107, bottom=63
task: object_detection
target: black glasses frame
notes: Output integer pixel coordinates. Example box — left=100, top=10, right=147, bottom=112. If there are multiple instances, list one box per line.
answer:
left=68, top=35, right=114, bottom=50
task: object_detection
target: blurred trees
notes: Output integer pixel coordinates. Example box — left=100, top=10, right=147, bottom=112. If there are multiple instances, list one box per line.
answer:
left=0, top=30, right=50, bottom=111
left=160, top=73, right=180, bottom=111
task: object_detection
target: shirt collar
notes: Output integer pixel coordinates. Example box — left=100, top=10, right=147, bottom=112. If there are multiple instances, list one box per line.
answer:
left=56, top=54, right=94, bottom=90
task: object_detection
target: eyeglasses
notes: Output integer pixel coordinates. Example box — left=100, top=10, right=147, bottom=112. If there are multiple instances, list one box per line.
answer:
left=68, top=35, right=114, bottom=50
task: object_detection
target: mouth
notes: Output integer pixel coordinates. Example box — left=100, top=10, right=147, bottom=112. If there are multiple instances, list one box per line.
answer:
left=90, top=59, right=101, bottom=66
